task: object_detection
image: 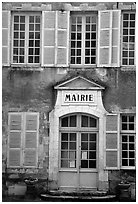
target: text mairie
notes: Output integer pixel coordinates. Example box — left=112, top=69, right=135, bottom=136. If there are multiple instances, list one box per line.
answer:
left=64, top=93, right=94, bottom=103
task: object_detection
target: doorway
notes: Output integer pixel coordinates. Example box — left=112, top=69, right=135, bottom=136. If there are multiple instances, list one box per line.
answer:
left=58, top=113, right=98, bottom=191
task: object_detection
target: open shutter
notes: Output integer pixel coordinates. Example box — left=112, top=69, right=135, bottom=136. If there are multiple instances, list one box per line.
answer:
left=8, top=113, right=23, bottom=167
left=2, top=10, right=10, bottom=66
left=98, top=11, right=111, bottom=67
left=24, top=113, right=39, bottom=167
left=42, top=11, right=56, bottom=66
left=56, top=11, right=69, bottom=67
left=105, top=113, right=119, bottom=169
left=111, top=10, right=121, bottom=67
left=98, top=10, right=121, bottom=67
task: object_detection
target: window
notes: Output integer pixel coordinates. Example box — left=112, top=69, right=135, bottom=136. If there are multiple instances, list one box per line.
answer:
left=12, top=13, right=41, bottom=64
left=122, top=13, right=135, bottom=66
left=121, top=115, right=136, bottom=168
left=70, top=14, right=97, bottom=65
left=8, top=112, right=39, bottom=168
left=60, top=114, right=98, bottom=169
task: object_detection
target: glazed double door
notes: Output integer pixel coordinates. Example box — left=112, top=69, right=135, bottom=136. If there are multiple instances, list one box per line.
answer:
left=59, top=131, right=98, bottom=190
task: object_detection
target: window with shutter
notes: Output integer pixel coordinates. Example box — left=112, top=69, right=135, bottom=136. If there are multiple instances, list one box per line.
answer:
left=70, top=13, right=97, bottom=66
left=105, top=114, right=119, bottom=169
left=12, top=12, right=41, bottom=65
left=8, top=112, right=39, bottom=168
left=2, top=10, right=10, bottom=66
left=98, top=10, right=121, bottom=67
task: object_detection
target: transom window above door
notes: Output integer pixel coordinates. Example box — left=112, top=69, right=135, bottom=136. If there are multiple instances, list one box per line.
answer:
left=70, top=14, right=97, bottom=65
left=60, top=114, right=98, bottom=169
left=12, top=13, right=41, bottom=64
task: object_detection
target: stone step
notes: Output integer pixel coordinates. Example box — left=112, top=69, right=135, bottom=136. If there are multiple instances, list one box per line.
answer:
left=40, top=193, right=116, bottom=201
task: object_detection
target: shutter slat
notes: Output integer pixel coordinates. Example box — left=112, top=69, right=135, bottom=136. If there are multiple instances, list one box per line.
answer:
left=10, top=114, right=22, bottom=130
left=42, top=11, right=56, bottom=66
left=2, top=10, right=10, bottom=66
left=9, top=150, right=21, bottom=167
left=9, top=132, right=21, bottom=148
left=24, top=150, right=36, bottom=167
left=106, top=114, right=119, bottom=169
left=25, top=132, right=37, bottom=148
left=106, top=151, right=117, bottom=167
left=26, top=114, right=37, bottom=130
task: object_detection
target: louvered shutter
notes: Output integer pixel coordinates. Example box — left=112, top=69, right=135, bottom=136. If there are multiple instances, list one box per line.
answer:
left=105, top=114, right=119, bottom=169
left=42, top=11, right=56, bottom=66
left=24, top=113, right=39, bottom=167
left=98, top=10, right=121, bottom=67
left=111, top=10, right=121, bottom=67
left=56, top=11, right=69, bottom=67
left=98, top=11, right=111, bottom=67
left=8, top=113, right=23, bottom=167
left=2, top=10, right=10, bottom=66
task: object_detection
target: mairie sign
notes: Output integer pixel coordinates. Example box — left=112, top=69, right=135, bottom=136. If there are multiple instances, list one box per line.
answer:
left=64, top=93, right=94, bottom=103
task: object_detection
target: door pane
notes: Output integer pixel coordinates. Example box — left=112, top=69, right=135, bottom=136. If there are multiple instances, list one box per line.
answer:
left=61, top=133, right=76, bottom=168
left=81, top=133, right=97, bottom=169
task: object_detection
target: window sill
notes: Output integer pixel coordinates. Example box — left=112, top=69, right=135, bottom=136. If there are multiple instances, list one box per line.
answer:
left=9, top=66, right=44, bottom=72
left=121, top=167, right=136, bottom=170
left=121, top=66, right=136, bottom=71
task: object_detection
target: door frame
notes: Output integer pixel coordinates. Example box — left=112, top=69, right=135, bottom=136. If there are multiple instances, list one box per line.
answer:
left=49, top=105, right=108, bottom=191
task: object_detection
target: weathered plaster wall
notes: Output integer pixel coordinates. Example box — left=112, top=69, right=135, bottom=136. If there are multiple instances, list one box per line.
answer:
left=2, top=67, right=136, bottom=193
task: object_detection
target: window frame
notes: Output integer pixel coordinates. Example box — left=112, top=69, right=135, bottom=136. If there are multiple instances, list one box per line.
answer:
left=70, top=12, right=98, bottom=68
left=120, top=114, right=136, bottom=170
left=59, top=113, right=98, bottom=170
left=121, top=11, right=136, bottom=67
left=11, top=12, right=42, bottom=66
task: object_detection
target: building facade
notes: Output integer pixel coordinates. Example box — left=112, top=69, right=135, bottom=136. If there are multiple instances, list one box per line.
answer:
left=2, top=2, right=136, bottom=195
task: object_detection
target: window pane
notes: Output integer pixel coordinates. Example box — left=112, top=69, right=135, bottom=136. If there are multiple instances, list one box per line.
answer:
left=129, top=116, right=134, bottom=122
left=69, top=151, right=76, bottom=160
left=20, top=16, right=25, bottom=23
left=70, top=133, right=76, bottom=141
left=81, top=142, right=88, bottom=150
left=89, top=142, right=96, bottom=150
left=129, top=151, right=134, bottom=158
left=81, top=133, right=88, bottom=141
left=61, top=117, right=68, bottom=127
left=89, top=151, right=96, bottom=159
left=122, top=135, right=127, bottom=142
left=81, top=160, right=88, bottom=168
left=129, top=136, right=134, bottom=142
left=122, top=151, right=128, bottom=158
left=70, top=115, right=76, bottom=127
left=129, top=159, right=135, bottom=166
left=89, top=134, right=96, bottom=141
left=122, top=143, right=127, bottom=150
left=81, top=116, right=88, bottom=127
left=61, top=160, right=68, bottom=168
left=61, top=151, right=68, bottom=158
left=90, top=117, right=97, bottom=127
left=122, top=159, right=128, bottom=166
left=61, top=133, right=68, bottom=141
left=61, top=142, right=68, bottom=150
left=89, top=160, right=96, bottom=168
left=14, top=16, right=19, bottom=22
left=69, top=142, right=76, bottom=150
